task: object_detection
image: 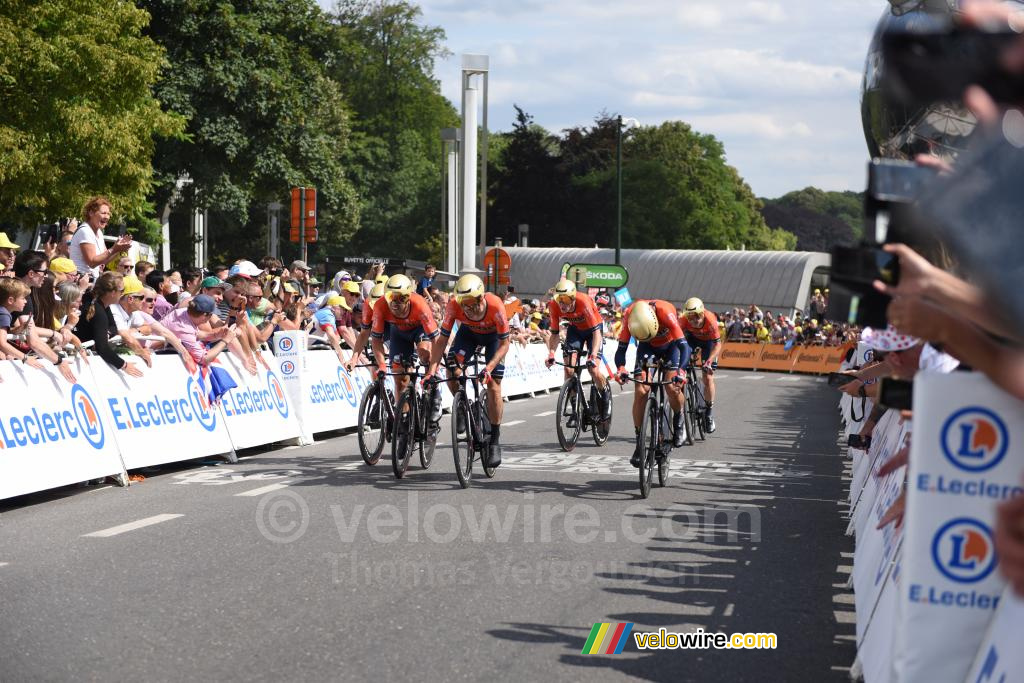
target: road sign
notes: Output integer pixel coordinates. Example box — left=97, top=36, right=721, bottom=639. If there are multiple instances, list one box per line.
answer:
left=567, top=263, right=629, bottom=289
left=289, top=187, right=317, bottom=243
left=484, top=247, right=511, bottom=286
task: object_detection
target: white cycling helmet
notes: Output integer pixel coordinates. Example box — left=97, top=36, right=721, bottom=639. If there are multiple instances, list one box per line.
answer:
left=628, top=301, right=660, bottom=342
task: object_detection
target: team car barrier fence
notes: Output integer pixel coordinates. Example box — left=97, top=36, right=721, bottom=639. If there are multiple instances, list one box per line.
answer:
left=1, top=337, right=615, bottom=501
left=717, top=341, right=855, bottom=374
left=838, top=369, right=1024, bottom=682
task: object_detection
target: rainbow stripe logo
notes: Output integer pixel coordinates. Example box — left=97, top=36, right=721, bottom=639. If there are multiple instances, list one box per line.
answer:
left=582, top=622, right=634, bottom=655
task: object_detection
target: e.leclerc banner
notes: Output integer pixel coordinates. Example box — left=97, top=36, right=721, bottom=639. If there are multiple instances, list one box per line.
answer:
left=217, top=350, right=302, bottom=449
left=88, top=354, right=234, bottom=469
left=0, top=357, right=126, bottom=500
left=896, top=371, right=1024, bottom=682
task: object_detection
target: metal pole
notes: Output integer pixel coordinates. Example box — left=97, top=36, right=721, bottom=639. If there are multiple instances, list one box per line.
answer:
left=461, top=84, right=479, bottom=273
left=479, top=71, right=489, bottom=270
left=616, top=115, right=622, bottom=266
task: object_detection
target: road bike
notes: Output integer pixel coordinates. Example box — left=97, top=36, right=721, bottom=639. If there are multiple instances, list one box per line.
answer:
left=390, top=362, right=440, bottom=479
left=355, top=365, right=395, bottom=466
left=624, top=359, right=677, bottom=498
left=685, top=355, right=709, bottom=442
left=554, top=357, right=612, bottom=451
left=449, top=351, right=497, bottom=489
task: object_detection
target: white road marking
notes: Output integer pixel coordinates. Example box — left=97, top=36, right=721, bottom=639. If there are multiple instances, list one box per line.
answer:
left=534, top=411, right=556, bottom=417
left=714, top=374, right=729, bottom=379
left=504, top=420, right=526, bottom=427
left=778, top=376, right=805, bottom=381
left=235, top=482, right=292, bottom=497
left=739, top=375, right=765, bottom=380
left=83, top=514, right=183, bottom=538
left=0, top=562, right=8, bottom=567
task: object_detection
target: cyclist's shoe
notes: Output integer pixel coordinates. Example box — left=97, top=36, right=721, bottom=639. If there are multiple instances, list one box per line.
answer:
left=630, top=443, right=643, bottom=468
left=600, top=388, right=613, bottom=421
left=566, top=413, right=578, bottom=429
left=672, top=411, right=686, bottom=447
left=486, top=441, right=502, bottom=468
left=705, top=408, right=716, bottom=434
left=455, top=409, right=466, bottom=434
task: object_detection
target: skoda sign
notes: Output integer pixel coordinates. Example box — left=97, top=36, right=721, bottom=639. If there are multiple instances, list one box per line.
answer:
left=567, top=263, right=629, bottom=289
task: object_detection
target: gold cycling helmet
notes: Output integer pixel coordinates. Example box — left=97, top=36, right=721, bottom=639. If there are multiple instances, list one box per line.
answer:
left=368, top=282, right=386, bottom=307
left=683, top=297, right=705, bottom=318
left=453, top=273, right=485, bottom=305
left=384, top=273, right=414, bottom=301
left=628, top=301, right=660, bottom=341
left=553, top=278, right=576, bottom=304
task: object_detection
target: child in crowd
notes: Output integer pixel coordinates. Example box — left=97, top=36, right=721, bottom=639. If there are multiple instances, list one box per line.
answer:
left=0, top=278, right=44, bottom=370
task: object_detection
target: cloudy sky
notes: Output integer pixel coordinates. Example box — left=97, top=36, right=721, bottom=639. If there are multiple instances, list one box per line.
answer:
left=323, top=1, right=887, bottom=198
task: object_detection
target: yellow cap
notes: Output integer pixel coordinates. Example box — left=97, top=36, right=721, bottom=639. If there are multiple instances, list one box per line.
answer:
left=326, top=294, right=351, bottom=311
left=49, top=257, right=77, bottom=274
left=122, top=276, right=144, bottom=296
left=342, top=281, right=361, bottom=294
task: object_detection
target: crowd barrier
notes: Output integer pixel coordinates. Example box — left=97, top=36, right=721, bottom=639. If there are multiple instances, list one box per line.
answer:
left=1, top=338, right=620, bottom=501
left=716, top=341, right=854, bottom=374
left=839, top=365, right=1024, bottom=682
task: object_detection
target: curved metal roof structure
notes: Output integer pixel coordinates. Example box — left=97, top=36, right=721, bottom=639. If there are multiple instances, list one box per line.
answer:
left=501, top=247, right=830, bottom=314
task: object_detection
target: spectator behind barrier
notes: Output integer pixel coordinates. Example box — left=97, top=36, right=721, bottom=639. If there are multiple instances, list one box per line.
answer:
left=160, top=294, right=236, bottom=368
left=0, top=278, right=45, bottom=370
left=69, top=196, right=132, bottom=277
left=13, top=251, right=76, bottom=381
left=118, top=278, right=197, bottom=374
left=74, top=272, right=143, bottom=378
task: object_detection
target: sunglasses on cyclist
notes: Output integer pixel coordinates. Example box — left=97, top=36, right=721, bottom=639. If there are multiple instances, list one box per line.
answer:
left=459, top=295, right=483, bottom=307
left=555, top=294, right=574, bottom=305
left=389, top=292, right=410, bottom=303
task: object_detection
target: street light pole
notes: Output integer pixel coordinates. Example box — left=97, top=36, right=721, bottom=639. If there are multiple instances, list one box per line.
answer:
left=616, top=115, right=622, bottom=266
left=614, top=116, right=639, bottom=267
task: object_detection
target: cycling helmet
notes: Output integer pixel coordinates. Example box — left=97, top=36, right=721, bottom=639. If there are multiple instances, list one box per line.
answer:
left=683, top=297, right=705, bottom=318
left=453, top=273, right=485, bottom=304
left=628, top=301, right=660, bottom=342
left=368, top=282, right=386, bottom=307
left=384, top=273, right=414, bottom=301
left=553, top=278, right=576, bottom=304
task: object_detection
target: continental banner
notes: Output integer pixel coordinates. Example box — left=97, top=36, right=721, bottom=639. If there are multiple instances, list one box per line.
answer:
left=714, top=342, right=854, bottom=374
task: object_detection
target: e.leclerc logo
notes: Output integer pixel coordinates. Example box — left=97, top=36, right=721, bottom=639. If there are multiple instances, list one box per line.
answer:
left=186, top=376, right=218, bottom=431
left=72, top=385, right=105, bottom=449
left=931, top=518, right=997, bottom=584
left=0, top=384, right=105, bottom=451
left=941, top=407, right=1008, bottom=472
left=266, top=371, right=289, bottom=418
left=278, top=336, right=294, bottom=352
left=280, top=360, right=296, bottom=376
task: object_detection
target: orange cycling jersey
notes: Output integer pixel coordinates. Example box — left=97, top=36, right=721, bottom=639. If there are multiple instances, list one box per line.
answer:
left=680, top=309, right=721, bottom=342
left=547, top=292, right=603, bottom=331
left=440, top=293, right=510, bottom=338
left=361, top=299, right=375, bottom=330
left=371, top=293, right=438, bottom=337
left=616, top=299, right=683, bottom=348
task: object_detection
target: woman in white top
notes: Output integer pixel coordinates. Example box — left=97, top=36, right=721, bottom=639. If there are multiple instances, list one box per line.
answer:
left=70, top=196, right=133, bottom=277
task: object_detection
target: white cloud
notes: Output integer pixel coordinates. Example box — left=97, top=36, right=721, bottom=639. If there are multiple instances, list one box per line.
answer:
left=686, top=113, right=813, bottom=141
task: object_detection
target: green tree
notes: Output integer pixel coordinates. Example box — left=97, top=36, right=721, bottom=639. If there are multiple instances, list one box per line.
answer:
left=142, top=0, right=359, bottom=264
left=0, top=0, right=183, bottom=228
left=760, top=187, right=863, bottom=250
left=327, top=0, right=458, bottom=259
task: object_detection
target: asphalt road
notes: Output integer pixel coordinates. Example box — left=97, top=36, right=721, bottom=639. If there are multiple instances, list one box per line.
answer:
left=0, top=371, right=855, bottom=682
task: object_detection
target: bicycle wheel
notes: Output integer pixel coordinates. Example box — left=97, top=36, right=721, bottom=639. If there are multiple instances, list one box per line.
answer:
left=555, top=376, right=582, bottom=451
left=419, top=393, right=437, bottom=469
left=391, top=390, right=416, bottom=479
left=638, top=398, right=658, bottom=498
left=689, top=371, right=706, bottom=441
left=451, top=392, right=473, bottom=488
left=478, top=399, right=497, bottom=478
left=357, top=380, right=387, bottom=465
left=591, top=384, right=611, bottom=446
left=682, top=383, right=695, bottom=446
left=657, top=406, right=671, bottom=487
